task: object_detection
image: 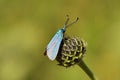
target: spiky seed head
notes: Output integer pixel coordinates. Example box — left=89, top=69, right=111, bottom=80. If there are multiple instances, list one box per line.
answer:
left=56, top=36, right=87, bottom=67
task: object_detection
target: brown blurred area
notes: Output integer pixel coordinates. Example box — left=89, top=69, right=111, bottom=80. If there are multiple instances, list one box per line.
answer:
left=0, top=0, right=120, bottom=80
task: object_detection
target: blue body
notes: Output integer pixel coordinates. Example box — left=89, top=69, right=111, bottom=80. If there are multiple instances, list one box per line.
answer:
left=46, top=29, right=65, bottom=60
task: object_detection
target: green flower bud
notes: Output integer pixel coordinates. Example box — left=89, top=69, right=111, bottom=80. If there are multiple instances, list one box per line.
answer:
left=56, top=36, right=87, bottom=67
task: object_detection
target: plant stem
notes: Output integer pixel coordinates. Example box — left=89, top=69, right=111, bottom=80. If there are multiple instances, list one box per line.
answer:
left=78, top=60, right=96, bottom=80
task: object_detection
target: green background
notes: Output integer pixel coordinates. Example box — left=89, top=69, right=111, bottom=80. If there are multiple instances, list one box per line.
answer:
left=0, top=0, right=120, bottom=80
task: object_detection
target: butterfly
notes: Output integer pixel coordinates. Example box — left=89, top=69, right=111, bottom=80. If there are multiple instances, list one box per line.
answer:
left=44, top=15, right=79, bottom=61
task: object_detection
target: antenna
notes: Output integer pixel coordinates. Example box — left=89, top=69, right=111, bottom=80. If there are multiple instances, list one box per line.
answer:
left=66, top=17, right=79, bottom=28
left=64, top=15, right=70, bottom=26
left=63, top=15, right=79, bottom=29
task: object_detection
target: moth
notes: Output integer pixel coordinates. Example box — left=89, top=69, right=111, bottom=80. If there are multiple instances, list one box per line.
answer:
left=44, top=15, right=79, bottom=61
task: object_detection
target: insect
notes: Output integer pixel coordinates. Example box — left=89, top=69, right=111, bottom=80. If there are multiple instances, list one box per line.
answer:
left=44, top=15, right=79, bottom=61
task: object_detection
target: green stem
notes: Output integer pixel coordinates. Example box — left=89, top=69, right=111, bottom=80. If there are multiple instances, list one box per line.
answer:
left=78, top=60, right=96, bottom=80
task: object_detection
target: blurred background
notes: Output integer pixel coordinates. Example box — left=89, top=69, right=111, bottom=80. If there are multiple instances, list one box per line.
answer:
left=0, top=0, right=120, bottom=80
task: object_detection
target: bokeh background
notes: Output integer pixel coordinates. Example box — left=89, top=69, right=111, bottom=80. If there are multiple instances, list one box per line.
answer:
left=0, top=0, right=120, bottom=80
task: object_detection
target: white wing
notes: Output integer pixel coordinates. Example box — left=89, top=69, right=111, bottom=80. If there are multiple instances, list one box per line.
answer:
left=46, top=29, right=63, bottom=60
